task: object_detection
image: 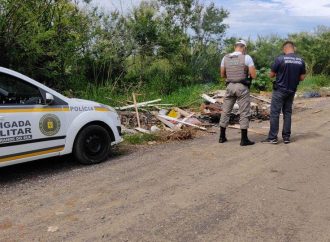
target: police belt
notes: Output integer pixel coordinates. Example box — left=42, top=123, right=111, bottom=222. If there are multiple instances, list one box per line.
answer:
left=226, top=78, right=251, bottom=87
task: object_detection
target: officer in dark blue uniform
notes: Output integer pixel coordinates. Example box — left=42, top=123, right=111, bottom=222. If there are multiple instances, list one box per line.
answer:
left=262, top=41, right=306, bottom=144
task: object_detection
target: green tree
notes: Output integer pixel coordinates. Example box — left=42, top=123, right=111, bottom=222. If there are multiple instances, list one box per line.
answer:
left=0, top=0, right=91, bottom=89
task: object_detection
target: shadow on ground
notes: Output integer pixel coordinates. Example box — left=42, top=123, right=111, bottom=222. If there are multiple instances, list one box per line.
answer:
left=0, top=144, right=132, bottom=184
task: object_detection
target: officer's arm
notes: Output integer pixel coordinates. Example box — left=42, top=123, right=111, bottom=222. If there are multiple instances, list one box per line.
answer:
left=246, top=56, right=256, bottom=79
left=300, top=62, right=306, bottom=81
left=249, top=66, right=257, bottom=79
left=269, top=71, right=276, bottom=78
left=270, top=57, right=280, bottom=78
left=300, top=74, right=305, bottom=81
left=220, top=67, right=226, bottom=78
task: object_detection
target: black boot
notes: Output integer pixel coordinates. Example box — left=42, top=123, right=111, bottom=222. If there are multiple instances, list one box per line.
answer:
left=219, top=127, right=228, bottom=143
left=240, top=129, right=255, bottom=146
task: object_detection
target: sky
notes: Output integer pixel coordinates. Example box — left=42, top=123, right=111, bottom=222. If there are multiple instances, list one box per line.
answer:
left=93, top=0, right=330, bottom=39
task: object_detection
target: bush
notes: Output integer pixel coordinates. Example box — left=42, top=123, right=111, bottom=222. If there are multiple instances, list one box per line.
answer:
left=145, top=59, right=177, bottom=95
left=298, top=75, right=330, bottom=91
left=251, top=67, right=272, bottom=91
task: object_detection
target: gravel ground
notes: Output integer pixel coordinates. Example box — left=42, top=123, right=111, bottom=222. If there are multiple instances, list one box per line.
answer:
left=0, top=97, right=330, bottom=242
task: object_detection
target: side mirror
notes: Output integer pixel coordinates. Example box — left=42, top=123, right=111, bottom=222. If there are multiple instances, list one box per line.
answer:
left=45, top=93, right=54, bottom=105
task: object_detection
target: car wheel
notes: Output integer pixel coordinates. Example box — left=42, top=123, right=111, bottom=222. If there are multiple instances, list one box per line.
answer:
left=73, top=125, right=111, bottom=164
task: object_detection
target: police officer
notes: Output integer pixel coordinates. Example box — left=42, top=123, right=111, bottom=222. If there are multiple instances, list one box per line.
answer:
left=262, top=41, right=306, bottom=144
left=219, top=40, right=257, bottom=146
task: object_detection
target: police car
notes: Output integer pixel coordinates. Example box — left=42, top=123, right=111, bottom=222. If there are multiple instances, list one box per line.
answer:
left=0, top=67, right=122, bottom=167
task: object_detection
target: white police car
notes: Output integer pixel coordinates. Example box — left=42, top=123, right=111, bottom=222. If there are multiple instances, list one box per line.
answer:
left=0, top=67, right=122, bottom=167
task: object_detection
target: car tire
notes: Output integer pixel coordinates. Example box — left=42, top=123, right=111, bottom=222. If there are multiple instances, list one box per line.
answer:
left=73, top=125, right=112, bottom=165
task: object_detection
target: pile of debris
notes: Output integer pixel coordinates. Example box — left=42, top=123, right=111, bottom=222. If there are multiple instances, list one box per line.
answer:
left=114, top=91, right=272, bottom=137
left=200, top=91, right=271, bottom=124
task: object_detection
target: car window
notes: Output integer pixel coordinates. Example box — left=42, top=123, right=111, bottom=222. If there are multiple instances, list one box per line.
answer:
left=0, top=73, right=44, bottom=105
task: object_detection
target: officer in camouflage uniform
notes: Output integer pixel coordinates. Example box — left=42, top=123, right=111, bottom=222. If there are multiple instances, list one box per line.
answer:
left=219, top=40, right=257, bottom=146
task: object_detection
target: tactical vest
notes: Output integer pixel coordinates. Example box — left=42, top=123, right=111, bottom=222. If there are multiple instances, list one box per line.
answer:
left=223, top=54, right=248, bottom=83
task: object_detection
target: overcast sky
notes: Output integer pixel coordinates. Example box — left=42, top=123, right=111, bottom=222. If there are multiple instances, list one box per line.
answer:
left=92, top=0, right=330, bottom=39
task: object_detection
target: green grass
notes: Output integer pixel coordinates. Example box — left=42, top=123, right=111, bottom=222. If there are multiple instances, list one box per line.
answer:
left=76, top=74, right=330, bottom=110
left=79, top=82, right=226, bottom=109
left=298, top=74, right=330, bottom=91
left=161, top=82, right=225, bottom=107
left=123, top=133, right=159, bottom=145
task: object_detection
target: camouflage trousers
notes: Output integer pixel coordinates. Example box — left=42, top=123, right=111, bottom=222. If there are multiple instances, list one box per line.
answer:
left=219, top=83, right=251, bottom=129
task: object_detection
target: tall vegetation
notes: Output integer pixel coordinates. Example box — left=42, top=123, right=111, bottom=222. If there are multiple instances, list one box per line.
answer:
left=0, top=0, right=93, bottom=89
left=0, top=0, right=329, bottom=97
left=0, top=0, right=229, bottom=94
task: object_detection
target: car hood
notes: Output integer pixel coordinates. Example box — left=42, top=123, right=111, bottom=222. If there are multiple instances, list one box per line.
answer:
left=70, top=98, right=101, bottom=106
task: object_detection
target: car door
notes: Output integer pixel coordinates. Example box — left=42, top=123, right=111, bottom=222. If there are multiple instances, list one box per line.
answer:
left=0, top=72, right=68, bottom=166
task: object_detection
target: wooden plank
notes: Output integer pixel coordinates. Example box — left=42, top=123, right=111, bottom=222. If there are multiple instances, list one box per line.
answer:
left=174, top=107, right=191, bottom=117
left=201, top=94, right=217, bottom=104
left=156, top=116, right=177, bottom=130
left=115, top=99, right=162, bottom=110
left=158, top=115, right=207, bottom=131
left=122, top=127, right=137, bottom=134
left=146, top=104, right=173, bottom=106
left=132, top=93, right=141, bottom=128
left=213, top=90, right=226, bottom=98
left=250, top=95, right=271, bottom=104
left=135, top=127, right=151, bottom=134
left=176, top=113, right=195, bottom=129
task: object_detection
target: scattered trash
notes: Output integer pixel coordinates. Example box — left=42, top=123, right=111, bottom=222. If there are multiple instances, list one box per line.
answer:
left=135, top=127, right=151, bottom=134
left=121, top=127, right=137, bottom=135
left=158, top=115, right=207, bottom=131
left=48, top=226, right=59, bottom=233
left=303, top=91, right=321, bottom=98
left=250, top=94, right=272, bottom=104
left=320, top=87, right=330, bottom=97
left=150, top=125, right=161, bottom=133
left=277, top=187, right=296, bottom=192
left=167, top=109, right=180, bottom=118
left=162, top=127, right=197, bottom=141
left=115, top=99, right=162, bottom=110
left=212, top=90, right=226, bottom=98
left=201, top=94, right=217, bottom=104
left=115, top=90, right=273, bottom=142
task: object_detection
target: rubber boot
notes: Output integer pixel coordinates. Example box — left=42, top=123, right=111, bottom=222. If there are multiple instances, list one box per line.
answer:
left=240, top=129, right=255, bottom=146
left=219, top=127, right=228, bottom=143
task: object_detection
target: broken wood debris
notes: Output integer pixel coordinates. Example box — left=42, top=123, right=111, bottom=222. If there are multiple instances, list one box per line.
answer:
left=250, top=94, right=271, bottom=104
left=116, top=90, right=273, bottom=139
left=132, top=93, right=141, bottom=128
left=201, top=94, right=217, bottom=104
left=115, top=99, right=162, bottom=110
left=200, top=91, right=271, bottom=122
left=135, top=127, right=151, bottom=134
left=158, top=115, right=207, bottom=131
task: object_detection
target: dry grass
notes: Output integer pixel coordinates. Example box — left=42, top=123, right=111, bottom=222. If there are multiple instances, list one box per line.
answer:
left=157, top=127, right=198, bottom=141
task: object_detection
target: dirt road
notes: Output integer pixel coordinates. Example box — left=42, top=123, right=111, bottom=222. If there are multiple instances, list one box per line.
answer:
left=1, top=98, right=330, bottom=242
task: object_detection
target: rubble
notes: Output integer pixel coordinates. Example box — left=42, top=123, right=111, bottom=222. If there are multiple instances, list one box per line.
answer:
left=320, top=87, right=330, bottom=97
left=302, top=91, right=321, bottom=98
left=115, top=99, right=162, bottom=110
left=116, top=91, right=272, bottom=139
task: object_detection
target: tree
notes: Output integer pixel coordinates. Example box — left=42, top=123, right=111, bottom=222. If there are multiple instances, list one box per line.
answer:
left=289, top=26, right=330, bottom=75
left=0, top=0, right=91, bottom=89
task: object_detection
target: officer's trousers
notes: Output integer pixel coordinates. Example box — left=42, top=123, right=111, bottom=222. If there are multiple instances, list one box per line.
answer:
left=219, top=83, right=250, bottom=129
left=268, top=89, right=295, bottom=139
